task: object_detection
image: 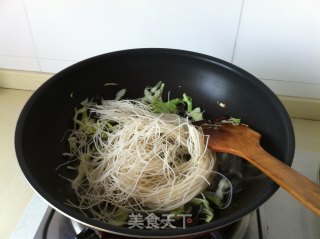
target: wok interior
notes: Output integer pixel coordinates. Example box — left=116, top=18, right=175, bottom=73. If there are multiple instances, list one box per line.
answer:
left=16, top=49, right=294, bottom=237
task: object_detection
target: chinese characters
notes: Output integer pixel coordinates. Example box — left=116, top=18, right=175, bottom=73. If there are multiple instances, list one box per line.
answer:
left=128, top=213, right=193, bottom=229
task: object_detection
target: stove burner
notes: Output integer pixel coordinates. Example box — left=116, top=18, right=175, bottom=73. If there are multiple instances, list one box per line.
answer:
left=35, top=208, right=261, bottom=239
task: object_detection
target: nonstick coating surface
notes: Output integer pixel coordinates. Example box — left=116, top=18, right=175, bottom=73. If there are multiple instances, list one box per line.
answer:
left=15, top=48, right=294, bottom=238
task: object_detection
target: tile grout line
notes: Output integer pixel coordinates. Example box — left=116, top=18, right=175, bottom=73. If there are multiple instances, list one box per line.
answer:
left=0, top=54, right=77, bottom=63
left=0, top=54, right=38, bottom=59
left=231, top=0, right=245, bottom=64
left=259, top=77, right=320, bottom=86
left=22, top=0, right=41, bottom=71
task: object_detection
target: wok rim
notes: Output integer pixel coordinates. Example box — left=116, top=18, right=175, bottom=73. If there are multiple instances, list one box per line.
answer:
left=15, top=48, right=295, bottom=237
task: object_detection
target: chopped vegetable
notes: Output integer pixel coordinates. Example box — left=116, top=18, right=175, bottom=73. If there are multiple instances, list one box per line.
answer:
left=141, top=81, right=164, bottom=104
left=170, top=205, right=192, bottom=220
left=203, top=191, right=223, bottom=208
left=190, top=198, right=214, bottom=223
left=186, top=107, right=203, bottom=121
left=72, top=99, right=96, bottom=134
left=140, top=81, right=203, bottom=121
left=182, top=93, right=192, bottom=112
left=115, top=88, right=127, bottom=100
left=152, top=98, right=183, bottom=113
left=108, top=208, right=129, bottom=226
left=62, top=81, right=239, bottom=226
left=221, top=117, right=241, bottom=125
left=215, top=178, right=231, bottom=200
left=104, top=82, right=118, bottom=86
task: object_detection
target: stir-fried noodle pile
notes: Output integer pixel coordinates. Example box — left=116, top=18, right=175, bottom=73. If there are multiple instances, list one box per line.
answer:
left=66, top=100, right=216, bottom=223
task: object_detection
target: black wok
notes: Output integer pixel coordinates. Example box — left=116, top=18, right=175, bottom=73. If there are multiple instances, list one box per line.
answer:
left=15, top=48, right=295, bottom=238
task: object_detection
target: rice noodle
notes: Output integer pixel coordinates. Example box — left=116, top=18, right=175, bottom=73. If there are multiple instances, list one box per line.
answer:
left=67, top=100, right=216, bottom=223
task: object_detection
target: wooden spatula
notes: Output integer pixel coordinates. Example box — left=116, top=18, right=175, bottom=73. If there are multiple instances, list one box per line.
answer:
left=200, top=123, right=320, bottom=216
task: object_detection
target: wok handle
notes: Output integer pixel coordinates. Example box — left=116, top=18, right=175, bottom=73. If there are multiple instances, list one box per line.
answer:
left=244, top=146, right=320, bottom=216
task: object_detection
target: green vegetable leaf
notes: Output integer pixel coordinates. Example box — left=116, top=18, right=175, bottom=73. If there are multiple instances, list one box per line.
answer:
left=108, top=208, right=129, bottom=226
left=221, top=117, right=241, bottom=125
left=190, top=198, right=214, bottom=222
left=182, top=93, right=192, bottom=112
left=186, top=107, right=203, bottom=121
left=203, top=191, right=223, bottom=208
left=170, top=205, right=192, bottom=220
left=152, top=98, right=183, bottom=113
left=141, top=81, right=165, bottom=104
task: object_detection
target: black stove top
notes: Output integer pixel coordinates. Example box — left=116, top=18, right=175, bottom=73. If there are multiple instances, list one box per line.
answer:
left=34, top=207, right=264, bottom=239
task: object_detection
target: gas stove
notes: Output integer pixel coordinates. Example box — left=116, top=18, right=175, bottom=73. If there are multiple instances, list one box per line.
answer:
left=34, top=207, right=265, bottom=239
left=11, top=149, right=319, bottom=239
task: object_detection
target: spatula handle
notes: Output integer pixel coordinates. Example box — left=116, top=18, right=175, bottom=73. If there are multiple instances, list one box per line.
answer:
left=244, top=147, right=320, bottom=216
